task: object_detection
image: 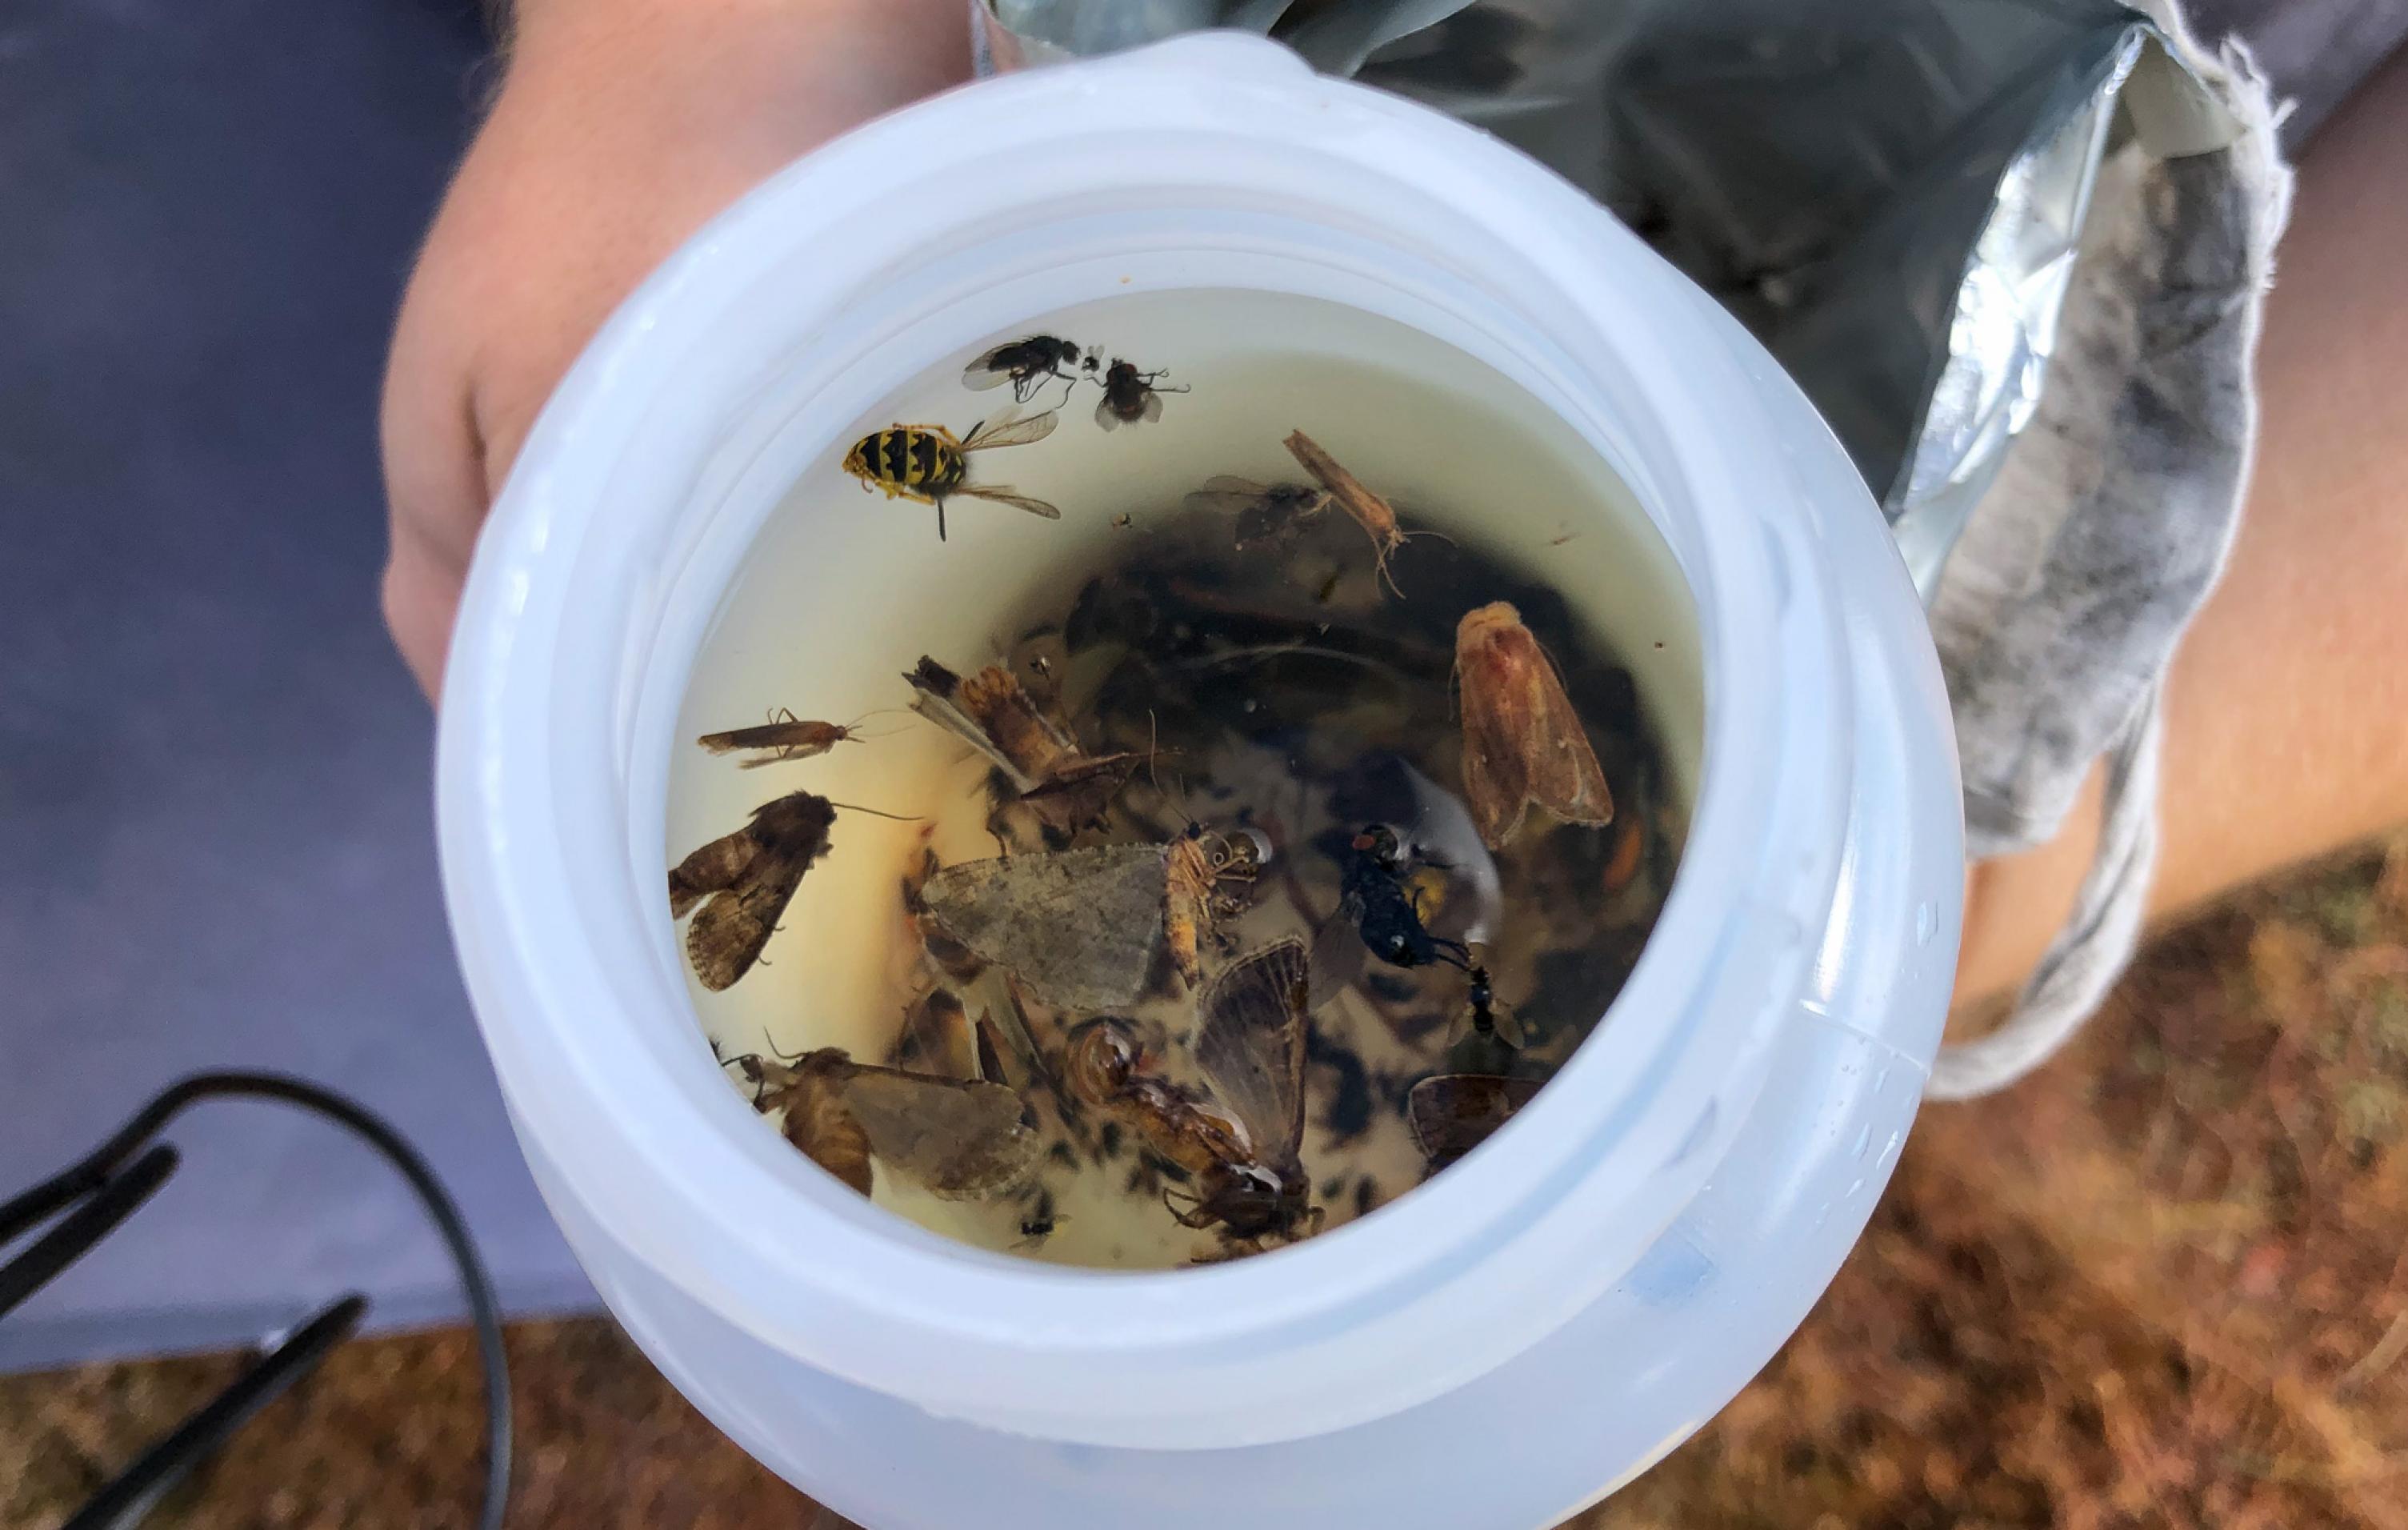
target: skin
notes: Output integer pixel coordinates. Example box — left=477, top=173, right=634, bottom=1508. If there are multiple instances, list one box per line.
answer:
left=381, top=13, right=2408, bottom=1007
left=378, top=0, right=972, bottom=696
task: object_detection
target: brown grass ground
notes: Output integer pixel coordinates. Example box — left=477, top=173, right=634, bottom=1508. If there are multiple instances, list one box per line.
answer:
left=9, top=834, right=2407, bottom=1528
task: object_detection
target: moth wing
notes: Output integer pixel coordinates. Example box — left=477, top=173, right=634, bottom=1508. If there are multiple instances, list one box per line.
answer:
left=1456, top=637, right=1537, bottom=850
left=1520, top=647, right=1615, bottom=830
left=1194, top=938, right=1312, bottom=1161
left=1020, top=753, right=1138, bottom=838
left=1490, top=999, right=1530, bottom=1050
left=684, top=795, right=832, bottom=991
left=920, top=845, right=1168, bottom=1009
left=894, top=987, right=974, bottom=1077
left=1306, top=896, right=1369, bottom=1000
left=962, top=345, right=1020, bottom=391
left=1406, top=1074, right=1542, bottom=1168
left=838, top=1067, right=1038, bottom=1200
left=954, top=485, right=1062, bottom=519
left=961, top=409, right=1058, bottom=451
left=667, top=827, right=758, bottom=919
left=686, top=856, right=808, bottom=991
left=696, top=723, right=782, bottom=755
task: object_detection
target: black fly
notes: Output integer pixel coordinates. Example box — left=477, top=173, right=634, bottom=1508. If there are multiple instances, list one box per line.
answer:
left=964, top=334, right=1086, bottom=405
left=1331, top=824, right=1470, bottom=972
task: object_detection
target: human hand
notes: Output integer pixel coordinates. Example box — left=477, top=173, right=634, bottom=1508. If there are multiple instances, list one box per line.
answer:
left=380, top=0, right=970, bottom=698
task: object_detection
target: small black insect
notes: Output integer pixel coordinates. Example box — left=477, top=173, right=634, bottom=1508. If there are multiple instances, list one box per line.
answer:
left=963, top=334, right=1086, bottom=404
left=1092, top=358, right=1187, bottom=431
left=1450, top=962, right=1529, bottom=1048
left=1335, top=824, right=1470, bottom=971
left=1014, top=1188, right=1063, bottom=1249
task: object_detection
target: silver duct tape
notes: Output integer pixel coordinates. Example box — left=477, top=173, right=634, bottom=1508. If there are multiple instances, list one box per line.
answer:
left=977, top=0, right=2241, bottom=597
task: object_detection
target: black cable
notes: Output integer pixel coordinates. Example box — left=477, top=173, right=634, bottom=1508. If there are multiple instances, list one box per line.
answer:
left=0, top=1145, right=179, bottom=1320
left=0, top=1072, right=512, bottom=1530
left=62, top=1292, right=369, bottom=1530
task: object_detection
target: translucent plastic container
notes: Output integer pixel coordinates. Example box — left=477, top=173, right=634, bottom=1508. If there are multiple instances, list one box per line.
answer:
left=437, top=34, right=1963, bottom=1528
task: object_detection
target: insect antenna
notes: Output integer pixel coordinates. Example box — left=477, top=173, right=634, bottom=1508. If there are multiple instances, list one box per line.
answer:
left=762, top=1028, right=806, bottom=1063
left=825, top=799, right=924, bottom=823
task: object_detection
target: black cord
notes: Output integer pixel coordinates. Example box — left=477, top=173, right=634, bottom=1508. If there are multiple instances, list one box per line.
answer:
left=62, top=1293, right=369, bottom=1530
left=0, top=1145, right=179, bottom=1320
left=0, top=1073, right=512, bottom=1530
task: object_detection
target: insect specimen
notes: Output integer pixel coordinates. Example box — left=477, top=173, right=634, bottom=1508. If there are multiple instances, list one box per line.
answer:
left=904, top=655, right=1142, bottom=840
left=962, top=334, right=1086, bottom=403
left=842, top=411, right=1061, bottom=541
left=1406, top=1073, right=1542, bottom=1171
left=1324, top=823, right=1470, bottom=975
left=1185, top=939, right=1321, bottom=1242
left=667, top=791, right=838, bottom=991
left=1284, top=429, right=1409, bottom=594
left=1446, top=963, right=1528, bottom=1049
left=1454, top=601, right=1614, bottom=848
left=915, top=830, right=1254, bottom=1009
left=1014, top=1189, right=1064, bottom=1249
left=1183, top=475, right=1331, bottom=553
left=1092, top=358, right=1187, bottom=430
left=696, top=708, right=881, bottom=768
left=1065, top=939, right=1320, bottom=1245
left=750, top=1048, right=1039, bottom=1200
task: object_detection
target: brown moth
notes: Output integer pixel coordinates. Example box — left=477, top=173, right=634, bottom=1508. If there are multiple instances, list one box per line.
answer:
left=667, top=791, right=837, bottom=991
left=915, top=830, right=1254, bottom=1008
left=1453, top=602, right=1615, bottom=849
left=905, top=655, right=1141, bottom=836
left=1406, top=1073, right=1543, bottom=1172
left=696, top=708, right=869, bottom=768
left=1284, top=430, right=1407, bottom=595
left=751, top=1047, right=1039, bottom=1200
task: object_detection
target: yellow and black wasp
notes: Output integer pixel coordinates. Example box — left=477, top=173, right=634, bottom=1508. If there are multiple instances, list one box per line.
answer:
left=842, top=411, right=1061, bottom=541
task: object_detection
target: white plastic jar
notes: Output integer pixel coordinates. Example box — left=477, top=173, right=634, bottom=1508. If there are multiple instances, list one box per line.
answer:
left=438, top=34, right=1962, bottom=1528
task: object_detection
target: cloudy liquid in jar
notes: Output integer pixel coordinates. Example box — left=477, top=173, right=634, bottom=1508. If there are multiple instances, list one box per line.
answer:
left=665, top=289, right=1702, bottom=1268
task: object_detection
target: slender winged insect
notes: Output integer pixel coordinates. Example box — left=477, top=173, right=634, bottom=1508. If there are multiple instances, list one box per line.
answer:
left=1454, top=601, right=1614, bottom=849
left=962, top=334, right=1086, bottom=404
left=1283, top=430, right=1412, bottom=595
left=842, top=410, right=1061, bottom=541
left=695, top=708, right=888, bottom=768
